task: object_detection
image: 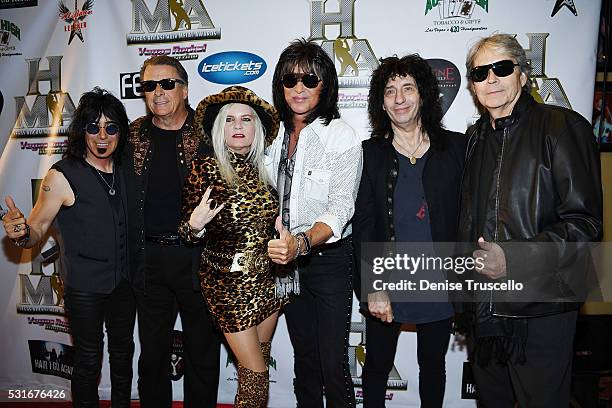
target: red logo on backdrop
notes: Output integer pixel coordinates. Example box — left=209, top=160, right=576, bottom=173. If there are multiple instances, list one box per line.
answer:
left=427, top=59, right=461, bottom=117
left=58, top=0, right=93, bottom=45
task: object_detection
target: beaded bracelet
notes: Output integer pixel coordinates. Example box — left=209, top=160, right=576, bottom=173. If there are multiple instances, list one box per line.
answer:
left=295, top=231, right=311, bottom=256
left=294, top=234, right=303, bottom=260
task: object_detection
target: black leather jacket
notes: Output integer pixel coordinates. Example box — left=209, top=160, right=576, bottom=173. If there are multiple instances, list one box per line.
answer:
left=458, top=92, right=603, bottom=318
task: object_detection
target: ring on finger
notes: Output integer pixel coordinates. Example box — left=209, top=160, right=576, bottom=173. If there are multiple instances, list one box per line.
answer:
left=13, top=224, right=22, bottom=232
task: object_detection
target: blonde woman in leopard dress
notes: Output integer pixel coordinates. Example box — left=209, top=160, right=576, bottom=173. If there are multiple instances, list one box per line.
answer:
left=179, top=86, right=283, bottom=407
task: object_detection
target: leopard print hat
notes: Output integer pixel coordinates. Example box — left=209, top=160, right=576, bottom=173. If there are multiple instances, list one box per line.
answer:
left=194, top=86, right=280, bottom=147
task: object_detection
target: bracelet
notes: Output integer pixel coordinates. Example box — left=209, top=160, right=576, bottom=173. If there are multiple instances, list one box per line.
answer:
left=295, top=232, right=311, bottom=255
left=189, top=223, right=206, bottom=238
left=13, top=223, right=30, bottom=248
left=294, top=234, right=302, bottom=259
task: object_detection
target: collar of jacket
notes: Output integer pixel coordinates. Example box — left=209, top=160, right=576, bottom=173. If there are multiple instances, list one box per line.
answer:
left=478, top=91, right=535, bottom=134
left=129, top=107, right=198, bottom=177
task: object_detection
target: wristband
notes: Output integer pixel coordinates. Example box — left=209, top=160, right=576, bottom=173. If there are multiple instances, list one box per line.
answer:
left=13, top=223, right=30, bottom=248
left=295, top=232, right=311, bottom=255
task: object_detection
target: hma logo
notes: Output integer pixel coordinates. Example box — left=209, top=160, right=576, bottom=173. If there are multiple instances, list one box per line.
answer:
left=12, top=56, right=76, bottom=138
left=16, top=179, right=64, bottom=316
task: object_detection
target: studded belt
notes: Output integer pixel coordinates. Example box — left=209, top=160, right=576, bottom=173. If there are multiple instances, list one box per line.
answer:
left=201, top=247, right=270, bottom=273
left=145, top=234, right=182, bottom=246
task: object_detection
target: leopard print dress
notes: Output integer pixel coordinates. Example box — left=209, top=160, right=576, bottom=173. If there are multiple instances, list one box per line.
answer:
left=179, top=152, right=284, bottom=333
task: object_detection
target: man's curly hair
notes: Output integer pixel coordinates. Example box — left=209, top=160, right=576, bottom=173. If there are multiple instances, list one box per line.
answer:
left=368, top=54, right=444, bottom=148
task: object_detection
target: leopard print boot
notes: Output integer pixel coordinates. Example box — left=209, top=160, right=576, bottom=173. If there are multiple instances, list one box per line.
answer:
left=234, top=364, right=269, bottom=407
left=260, top=341, right=271, bottom=366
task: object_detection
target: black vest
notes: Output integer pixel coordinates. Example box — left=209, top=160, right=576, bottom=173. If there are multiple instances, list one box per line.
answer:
left=53, top=157, right=129, bottom=294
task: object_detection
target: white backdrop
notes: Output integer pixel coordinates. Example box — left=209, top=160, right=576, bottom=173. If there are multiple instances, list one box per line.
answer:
left=0, top=0, right=601, bottom=406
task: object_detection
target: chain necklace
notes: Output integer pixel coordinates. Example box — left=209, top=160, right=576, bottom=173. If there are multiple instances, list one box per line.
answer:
left=393, top=135, right=425, bottom=165
left=88, top=160, right=116, bottom=196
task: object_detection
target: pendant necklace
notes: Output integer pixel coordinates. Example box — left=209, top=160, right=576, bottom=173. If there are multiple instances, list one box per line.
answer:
left=394, top=136, right=424, bottom=165
left=90, top=160, right=116, bottom=196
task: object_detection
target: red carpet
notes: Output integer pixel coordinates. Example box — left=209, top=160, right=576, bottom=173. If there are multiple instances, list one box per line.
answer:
left=0, top=403, right=233, bottom=408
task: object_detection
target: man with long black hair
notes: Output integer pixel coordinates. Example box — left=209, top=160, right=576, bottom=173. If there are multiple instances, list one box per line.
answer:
left=267, top=39, right=362, bottom=407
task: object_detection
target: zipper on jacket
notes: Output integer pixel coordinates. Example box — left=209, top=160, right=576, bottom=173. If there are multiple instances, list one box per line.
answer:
left=458, top=127, right=480, bottom=233
left=490, top=127, right=507, bottom=316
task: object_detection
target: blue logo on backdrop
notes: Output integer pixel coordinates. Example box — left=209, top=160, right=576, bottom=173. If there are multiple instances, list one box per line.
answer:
left=198, top=51, right=266, bottom=84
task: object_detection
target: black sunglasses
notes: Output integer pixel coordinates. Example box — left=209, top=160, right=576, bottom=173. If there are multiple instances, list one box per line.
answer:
left=85, top=122, right=119, bottom=136
left=140, top=78, right=186, bottom=92
left=282, top=73, right=321, bottom=89
left=470, top=60, right=519, bottom=83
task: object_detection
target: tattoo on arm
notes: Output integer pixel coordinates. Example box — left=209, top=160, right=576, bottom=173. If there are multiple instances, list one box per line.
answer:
left=42, top=185, right=50, bottom=192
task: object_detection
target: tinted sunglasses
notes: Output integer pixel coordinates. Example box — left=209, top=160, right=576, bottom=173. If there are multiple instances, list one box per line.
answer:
left=282, top=73, right=321, bottom=89
left=140, top=78, right=186, bottom=92
left=470, top=60, right=519, bottom=82
left=85, top=122, right=119, bottom=136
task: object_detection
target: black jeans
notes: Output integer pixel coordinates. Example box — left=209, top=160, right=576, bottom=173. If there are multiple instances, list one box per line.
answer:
left=362, top=315, right=452, bottom=408
left=64, top=279, right=136, bottom=408
left=135, top=242, right=220, bottom=408
left=470, top=311, right=577, bottom=408
left=284, top=238, right=356, bottom=408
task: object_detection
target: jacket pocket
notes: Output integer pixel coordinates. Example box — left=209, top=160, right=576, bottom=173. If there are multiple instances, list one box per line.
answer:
left=303, top=168, right=331, bottom=202
left=77, top=252, right=109, bottom=263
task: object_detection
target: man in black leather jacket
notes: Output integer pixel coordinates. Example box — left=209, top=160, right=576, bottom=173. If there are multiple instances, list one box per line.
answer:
left=459, top=34, right=603, bottom=407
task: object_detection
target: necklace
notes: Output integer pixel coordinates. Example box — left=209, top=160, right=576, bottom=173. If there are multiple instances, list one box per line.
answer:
left=394, top=136, right=425, bottom=165
left=89, top=160, right=116, bottom=196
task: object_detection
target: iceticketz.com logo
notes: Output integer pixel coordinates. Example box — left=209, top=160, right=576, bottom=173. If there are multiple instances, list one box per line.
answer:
left=198, top=51, right=266, bottom=84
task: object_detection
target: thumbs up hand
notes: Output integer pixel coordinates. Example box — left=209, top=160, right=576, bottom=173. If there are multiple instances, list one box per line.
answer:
left=2, top=196, right=27, bottom=240
left=472, top=237, right=507, bottom=279
left=268, top=215, right=299, bottom=265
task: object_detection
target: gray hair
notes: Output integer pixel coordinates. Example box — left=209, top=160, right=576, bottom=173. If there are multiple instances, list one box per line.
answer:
left=466, top=33, right=531, bottom=93
left=211, top=103, right=269, bottom=186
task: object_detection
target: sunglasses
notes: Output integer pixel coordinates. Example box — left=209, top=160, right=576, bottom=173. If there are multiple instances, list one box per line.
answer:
left=85, top=122, right=119, bottom=136
left=282, top=73, right=321, bottom=89
left=140, top=78, right=186, bottom=92
left=470, top=60, right=519, bottom=83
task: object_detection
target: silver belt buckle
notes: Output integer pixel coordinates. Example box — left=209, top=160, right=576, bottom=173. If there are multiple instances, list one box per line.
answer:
left=230, top=253, right=245, bottom=272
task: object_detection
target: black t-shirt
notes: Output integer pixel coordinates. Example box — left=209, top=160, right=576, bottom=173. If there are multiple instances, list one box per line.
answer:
left=144, top=125, right=182, bottom=236
left=392, top=150, right=453, bottom=324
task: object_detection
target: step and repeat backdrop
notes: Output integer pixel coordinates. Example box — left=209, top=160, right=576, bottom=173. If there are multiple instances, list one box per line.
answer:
left=0, top=0, right=601, bottom=406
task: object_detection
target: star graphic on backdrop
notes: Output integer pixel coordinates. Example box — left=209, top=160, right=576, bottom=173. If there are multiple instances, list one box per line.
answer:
left=58, top=0, right=94, bottom=45
left=551, top=0, right=577, bottom=17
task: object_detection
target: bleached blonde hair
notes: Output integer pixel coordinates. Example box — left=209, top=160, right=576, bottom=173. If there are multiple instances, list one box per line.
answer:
left=211, top=103, right=269, bottom=186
